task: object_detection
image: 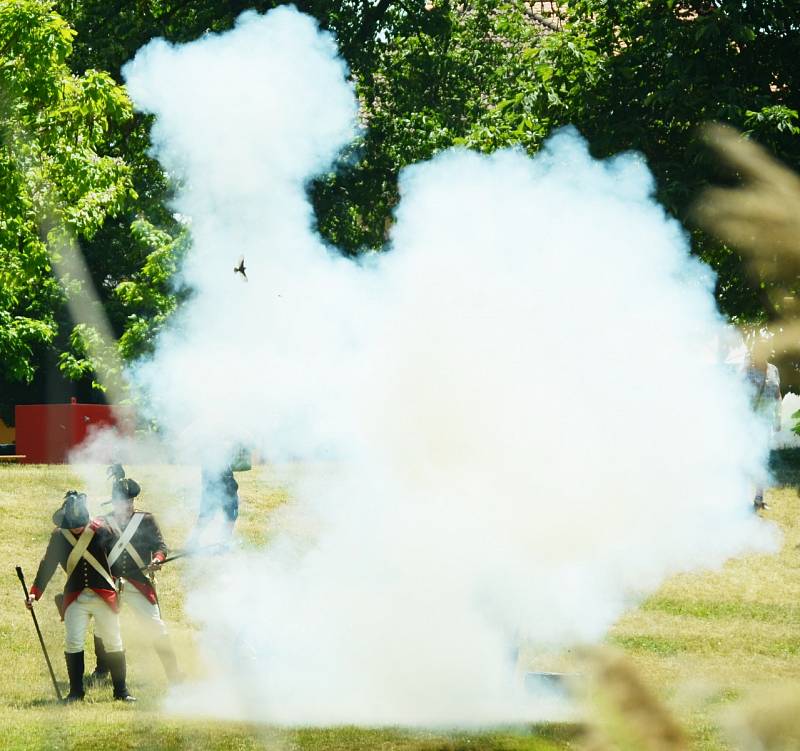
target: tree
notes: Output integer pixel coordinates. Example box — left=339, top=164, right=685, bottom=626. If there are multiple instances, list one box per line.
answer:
left=313, top=1, right=555, bottom=252
left=50, top=0, right=558, bottom=350
left=53, top=1, right=559, bottom=254
left=0, top=0, right=134, bottom=397
left=42, top=0, right=800, bottom=390
left=530, top=0, right=800, bottom=322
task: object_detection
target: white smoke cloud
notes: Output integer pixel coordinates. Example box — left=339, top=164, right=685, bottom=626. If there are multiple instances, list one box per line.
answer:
left=116, top=5, right=777, bottom=726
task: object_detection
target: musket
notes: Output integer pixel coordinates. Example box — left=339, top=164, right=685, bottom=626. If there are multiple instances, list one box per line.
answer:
left=135, top=542, right=228, bottom=573
left=16, top=566, right=63, bottom=702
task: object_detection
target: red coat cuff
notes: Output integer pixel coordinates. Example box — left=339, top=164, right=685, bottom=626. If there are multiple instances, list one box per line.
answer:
left=30, top=586, right=42, bottom=600
left=153, top=552, right=166, bottom=563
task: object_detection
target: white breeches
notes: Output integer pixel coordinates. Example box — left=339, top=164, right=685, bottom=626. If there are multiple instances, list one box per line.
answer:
left=65, top=590, right=123, bottom=654
left=119, top=581, right=168, bottom=639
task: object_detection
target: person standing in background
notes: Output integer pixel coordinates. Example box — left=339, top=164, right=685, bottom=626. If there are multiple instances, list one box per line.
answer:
left=194, top=464, right=241, bottom=540
left=746, top=349, right=781, bottom=510
left=188, top=446, right=251, bottom=546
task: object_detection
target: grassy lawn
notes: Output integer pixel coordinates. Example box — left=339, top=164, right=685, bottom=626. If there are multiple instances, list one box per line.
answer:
left=1, top=463, right=798, bottom=750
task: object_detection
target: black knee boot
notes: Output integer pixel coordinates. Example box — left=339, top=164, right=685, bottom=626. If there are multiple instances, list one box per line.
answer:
left=106, top=651, right=136, bottom=702
left=64, top=651, right=85, bottom=701
left=87, top=635, right=109, bottom=685
left=154, top=636, right=185, bottom=684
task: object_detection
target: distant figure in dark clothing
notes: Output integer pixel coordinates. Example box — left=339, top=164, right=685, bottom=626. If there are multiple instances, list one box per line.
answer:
left=190, top=465, right=240, bottom=544
left=746, top=351, right=781, bottom=511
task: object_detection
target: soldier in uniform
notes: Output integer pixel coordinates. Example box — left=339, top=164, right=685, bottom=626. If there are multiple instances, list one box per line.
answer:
left=191, top=464, right=240, bottom=543
left=90, top=473, right=183, bottom=684
left=25, top=491, right=135, bottom=702
left=187, top=446, right=250, bottom=546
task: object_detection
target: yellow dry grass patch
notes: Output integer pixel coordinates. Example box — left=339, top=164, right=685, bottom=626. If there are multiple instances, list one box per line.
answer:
left=605, top=483, right=800, bottom=749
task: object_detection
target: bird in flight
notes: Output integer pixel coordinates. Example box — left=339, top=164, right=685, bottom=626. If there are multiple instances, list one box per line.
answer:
left=234, top=256, right=248, bottom=281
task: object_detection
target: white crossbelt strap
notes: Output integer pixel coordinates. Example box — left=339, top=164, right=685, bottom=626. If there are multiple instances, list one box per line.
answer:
left=65, top=527, right=93, bottom=574
left=108, top=512, right=146, bottom=569
left=61, top=528, right=117, bottom=591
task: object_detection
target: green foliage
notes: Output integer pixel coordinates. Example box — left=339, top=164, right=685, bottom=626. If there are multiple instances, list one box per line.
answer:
left=114, top=218, right=190, bottom=360
left=0, top=0, right=134, bottom=387
left=56, top=320, right=124, bottom=392
left=313, top=1, right=557, bottom=252
left=538, top=0, right=800, bottom=321
left=30, top=0, right=800, bottom=387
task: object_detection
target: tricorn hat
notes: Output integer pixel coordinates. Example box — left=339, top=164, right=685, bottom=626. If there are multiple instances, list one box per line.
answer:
left=112, top=478, right=140, bottom=501
left=52, top=491, right=90, bottom=529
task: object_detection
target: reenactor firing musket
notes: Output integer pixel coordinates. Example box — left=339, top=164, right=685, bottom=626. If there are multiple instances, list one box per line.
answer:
left=90, top=464, right=184, bottom=685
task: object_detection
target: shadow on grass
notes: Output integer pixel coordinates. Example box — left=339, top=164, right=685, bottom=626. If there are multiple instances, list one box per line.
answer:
left=16, top=697, right=65, bottom=708
left=769, top=448, right=800, bottom=486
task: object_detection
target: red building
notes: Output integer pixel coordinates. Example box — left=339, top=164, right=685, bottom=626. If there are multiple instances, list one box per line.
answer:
left=15, top=400, right=131, bottom=464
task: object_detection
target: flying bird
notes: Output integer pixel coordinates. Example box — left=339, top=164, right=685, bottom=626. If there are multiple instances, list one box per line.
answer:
left=234, top=256, right=248, bottom=281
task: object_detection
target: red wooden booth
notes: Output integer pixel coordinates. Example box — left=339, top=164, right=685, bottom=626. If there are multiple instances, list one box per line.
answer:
left=15, top=399, right=128, bottom=464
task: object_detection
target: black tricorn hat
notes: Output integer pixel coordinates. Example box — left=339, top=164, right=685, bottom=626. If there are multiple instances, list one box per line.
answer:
left=52, top=491, right=90, bottom=529
left=112, top=478, right=140, bottom=500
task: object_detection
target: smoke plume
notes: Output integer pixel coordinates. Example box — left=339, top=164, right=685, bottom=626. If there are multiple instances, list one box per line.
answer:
left=112, top=6, right=777, bottom=725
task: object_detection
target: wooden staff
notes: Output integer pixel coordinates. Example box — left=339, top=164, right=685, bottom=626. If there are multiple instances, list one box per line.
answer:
left=16, top=566, right=63, bottom=702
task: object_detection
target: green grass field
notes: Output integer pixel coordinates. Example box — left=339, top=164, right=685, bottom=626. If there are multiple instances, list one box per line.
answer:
left=1, top=463, right=798, bottom=750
